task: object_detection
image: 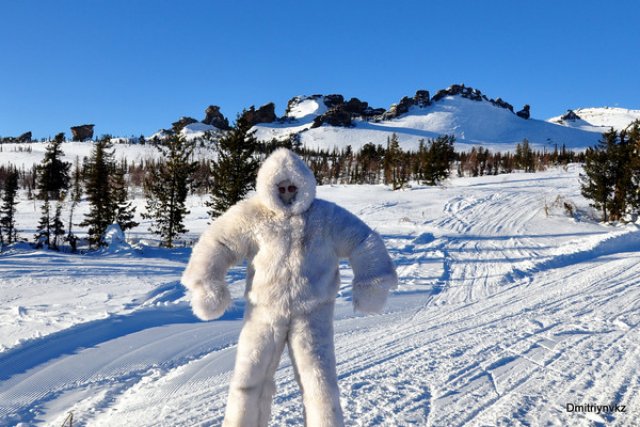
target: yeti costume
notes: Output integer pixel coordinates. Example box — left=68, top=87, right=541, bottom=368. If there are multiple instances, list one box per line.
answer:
left=182, top=148, right=397, bottom=427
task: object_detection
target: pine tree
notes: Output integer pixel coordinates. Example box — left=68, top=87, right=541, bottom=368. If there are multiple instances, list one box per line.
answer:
left=1, top=167, right=20, bottom=245
left=581, top=129, right=617, bottom=222
left=111, top=162, right=139, bottom=233
left=422, top=135, right=456, bottom=185
left=143, top=134, right=197, bottom=247
left=35, top=133, right=70, bottom=249
left=207, top=114, right=260, bottom=218
left=514, top=138, right=535, bottom=172
left=626, top=121, right=640, bottom=214
left=608, top=130, right=632, bottom=221
left=35, top=199, right=52, bottom=248
left=383, top=133, right=405, bottom=190
left=52, top=202, right=66, bottom=248
left=81, top=136, right=116, bottom=248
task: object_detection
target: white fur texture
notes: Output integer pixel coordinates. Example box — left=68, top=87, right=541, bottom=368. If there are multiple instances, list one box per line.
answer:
left=181, top=148, right=397, bottom=426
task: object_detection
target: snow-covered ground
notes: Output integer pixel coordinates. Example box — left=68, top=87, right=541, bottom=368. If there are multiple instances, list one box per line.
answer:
left=2, top=165, right=640, bottom=426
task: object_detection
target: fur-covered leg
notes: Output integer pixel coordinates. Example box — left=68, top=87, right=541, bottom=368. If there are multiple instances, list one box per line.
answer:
left=288, top=303, right=344, bottom=427
left=223, top=306, right=288, bottom=427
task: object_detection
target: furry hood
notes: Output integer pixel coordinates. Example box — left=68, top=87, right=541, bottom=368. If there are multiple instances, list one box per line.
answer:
left=256, top=148, right=316, bottom=215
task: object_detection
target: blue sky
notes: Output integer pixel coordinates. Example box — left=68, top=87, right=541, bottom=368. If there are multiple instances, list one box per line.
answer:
left=1, top=0, right=638, bottom=139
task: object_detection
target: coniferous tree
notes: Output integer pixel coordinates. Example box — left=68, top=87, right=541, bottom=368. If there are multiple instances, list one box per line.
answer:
left=143, top=134, right=197, bottom=247
left=608, top=130, right=632, bottom=221
left=514, top=138, right=535, bottom=172
left=111, top=163, right=139, bottom=233
left=358, top=143, right=383, bottom=184
left=626, top=121, right=640, bottom=213
left=581, top=129, right=618, bottom=222
left=383, top=133, right=404, bottom=190
left=422, top=135, right=456, bottom=185
left=207, top=114, right=260, bottom=218
left=52, top=202, right=66, bottom=248
left=81, top=136, right=115, bottom=248
left=1, top=167, right=20, bottom=245
left=35, top=133, right=70, bottom=249
left=66, top=157, right=83, bottom=252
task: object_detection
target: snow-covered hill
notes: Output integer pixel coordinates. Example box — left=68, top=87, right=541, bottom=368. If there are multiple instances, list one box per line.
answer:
left=254, top=95, right=602, bottom=152
left=3, top=87, right=636, bottom=158
left=548, top=107, right=640, bottom=133
left=2, top=166, right=639, bottom=426
left=138, top=87, right=629, bottom=153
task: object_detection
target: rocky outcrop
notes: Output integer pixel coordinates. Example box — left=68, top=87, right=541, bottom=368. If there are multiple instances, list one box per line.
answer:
left=414, top=90, right=431, bottom=107
left=17, top=131, right=32, bottom=142
left=382, top=90, right=431, bottom=120
left=312, top=108, right=352, bottom=128
left=172, top=117, right=198, bottom=132
left=312, top=95, right=384, bottom=128
left=323, top=94, right=345, bottom=109
left=343, top=97, right=368, bottom=115
left=492, top=98, right=514, bottom=113
left=241, top=103, right=277, bottom=126
left=516, top=105, right=531, bottom=119
left=203, top=105, right=230, bottom=130
left=70, top=124, right=94, bottom=141
left=561, top=110, right=581, bottom=121
left=431, top=84, right=515, bottom=113
left=432, top=84, right=484, bottom=103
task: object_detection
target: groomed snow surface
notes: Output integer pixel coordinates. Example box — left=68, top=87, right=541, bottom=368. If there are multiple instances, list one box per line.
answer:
left=2, top=165, right=640, bottom=426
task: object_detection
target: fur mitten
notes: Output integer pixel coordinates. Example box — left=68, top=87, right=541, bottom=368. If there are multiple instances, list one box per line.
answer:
left=189, top=281, right=231, bottom=321
left=352, top=273, right=398, bottom=314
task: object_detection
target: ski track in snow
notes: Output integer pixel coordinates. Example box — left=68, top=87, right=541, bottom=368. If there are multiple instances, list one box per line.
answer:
left=2, top=167, right=640, bottom=426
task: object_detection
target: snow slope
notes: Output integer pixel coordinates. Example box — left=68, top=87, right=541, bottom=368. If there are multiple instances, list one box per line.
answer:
left=1, top=166, right=640, bottom=426
left=0, top=140, right=216, bottom=170
left=548, top=107, right=640, bottom=133
left=251, top=96, right=604, bottom=153
left=252, top=95, right=327, bottom=143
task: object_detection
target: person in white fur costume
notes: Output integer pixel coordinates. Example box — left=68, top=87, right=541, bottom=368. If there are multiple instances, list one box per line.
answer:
left=181, top=148, right=397, bottom=427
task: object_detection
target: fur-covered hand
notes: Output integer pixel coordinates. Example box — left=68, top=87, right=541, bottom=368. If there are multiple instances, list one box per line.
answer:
left=189, top=281, right=231, bottom=321
left=352, top=274, right=398, bottom=314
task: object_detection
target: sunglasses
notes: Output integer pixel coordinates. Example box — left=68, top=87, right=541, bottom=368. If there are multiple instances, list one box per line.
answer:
left=278, top=185, right=298, bottom=194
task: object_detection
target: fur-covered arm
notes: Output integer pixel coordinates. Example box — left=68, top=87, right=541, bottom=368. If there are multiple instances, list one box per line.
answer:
left=332, top=205, right=398, bottom=314
left=181, top=203, right=253, bottom=320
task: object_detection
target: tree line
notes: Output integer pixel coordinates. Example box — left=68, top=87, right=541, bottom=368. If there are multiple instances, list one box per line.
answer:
left=0, top=117, right=585, bottom=251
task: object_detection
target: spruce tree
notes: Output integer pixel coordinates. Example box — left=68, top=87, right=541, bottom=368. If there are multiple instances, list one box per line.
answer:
left=111, top=162, right=139, bottom=233
left=143, top=134, right=197, bottom=247
left=422, top=135, right=456, bottom=185
left=608, top=130, right=632, bottom=221
left=581, top=129, right=617, bottom=222
left=383, top=133, right=405, bottom=190
left=81, top=136, right=116, bottom=248
left=52, top=203, right=65, bottom=248
left=207, top=114, right=260, bottom=218
left=626, top=121, right=640, bottom=214
left=1, top=167, right=20, bottom=244
left=514, top=138, right=535, bottom=172
left=35, top=133, right=70, bottom=249
left=35, top=199, right=52, bottom=248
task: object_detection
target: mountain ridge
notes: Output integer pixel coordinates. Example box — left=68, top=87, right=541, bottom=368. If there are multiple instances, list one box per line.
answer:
left=5, top=85, right=639, bottom=152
